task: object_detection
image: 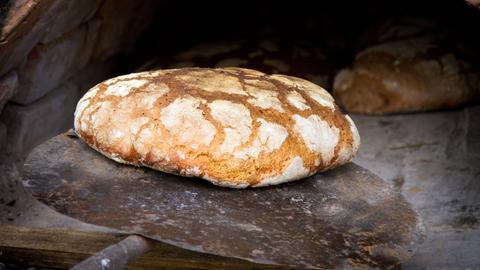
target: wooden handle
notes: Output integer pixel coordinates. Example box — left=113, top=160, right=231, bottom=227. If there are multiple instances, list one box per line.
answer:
left=70, top=235, right=153, bottom=270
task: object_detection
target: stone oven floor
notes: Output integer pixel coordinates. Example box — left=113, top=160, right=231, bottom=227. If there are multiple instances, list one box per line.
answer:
left=352, top=106, right=480, bottom=268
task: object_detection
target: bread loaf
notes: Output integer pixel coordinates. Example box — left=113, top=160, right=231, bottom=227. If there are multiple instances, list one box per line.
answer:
left=334, top=20, right=479, bottom=114
left=74, top=68, right=359, bottom=188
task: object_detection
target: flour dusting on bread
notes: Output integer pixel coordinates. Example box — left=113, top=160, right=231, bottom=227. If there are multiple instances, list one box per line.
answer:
left=75, top=68, right=359, bottom=188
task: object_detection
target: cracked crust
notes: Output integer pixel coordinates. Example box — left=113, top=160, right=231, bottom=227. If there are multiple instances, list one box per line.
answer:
left=74, top=67, right=360, bottom=188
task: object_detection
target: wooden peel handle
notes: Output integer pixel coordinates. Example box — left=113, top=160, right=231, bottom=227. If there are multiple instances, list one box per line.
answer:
left=70, top=235, right=153, bottom=270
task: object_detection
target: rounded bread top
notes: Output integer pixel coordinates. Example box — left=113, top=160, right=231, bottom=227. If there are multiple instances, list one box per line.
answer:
left=75, top=67, right=360, bottom=188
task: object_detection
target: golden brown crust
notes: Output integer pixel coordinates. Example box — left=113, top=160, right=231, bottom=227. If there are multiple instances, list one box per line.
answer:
left=75, top=68, right=360, bottom=188
left=333, top=35, right=480, bottom=115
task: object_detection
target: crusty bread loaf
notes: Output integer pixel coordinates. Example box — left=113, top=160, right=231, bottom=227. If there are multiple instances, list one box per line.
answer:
left=74, top=68, right=359, bottom=188
left=138, top=39, right=334, bottom=88
left=334, top=21, right=479, bottom=114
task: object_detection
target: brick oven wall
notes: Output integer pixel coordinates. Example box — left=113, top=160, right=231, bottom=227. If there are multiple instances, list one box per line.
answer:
left=0, top=0, right=159, bottom=158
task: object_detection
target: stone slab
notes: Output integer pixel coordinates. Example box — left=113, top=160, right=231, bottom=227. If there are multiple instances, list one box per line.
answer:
left=0, top=0, right=97, bottom=76
left=0, top=122, right=6, bottom=152
left=40, top=0, right=103, bottom=43
left=0, top=71, right=18, bottom=112
left=12, top=19, right=101, bottom=104
left=0, top=82, right=79, bottom=157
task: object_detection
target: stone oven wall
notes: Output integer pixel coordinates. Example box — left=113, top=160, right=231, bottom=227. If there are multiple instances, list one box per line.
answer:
left=0, top=0, right=159, bottom=158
